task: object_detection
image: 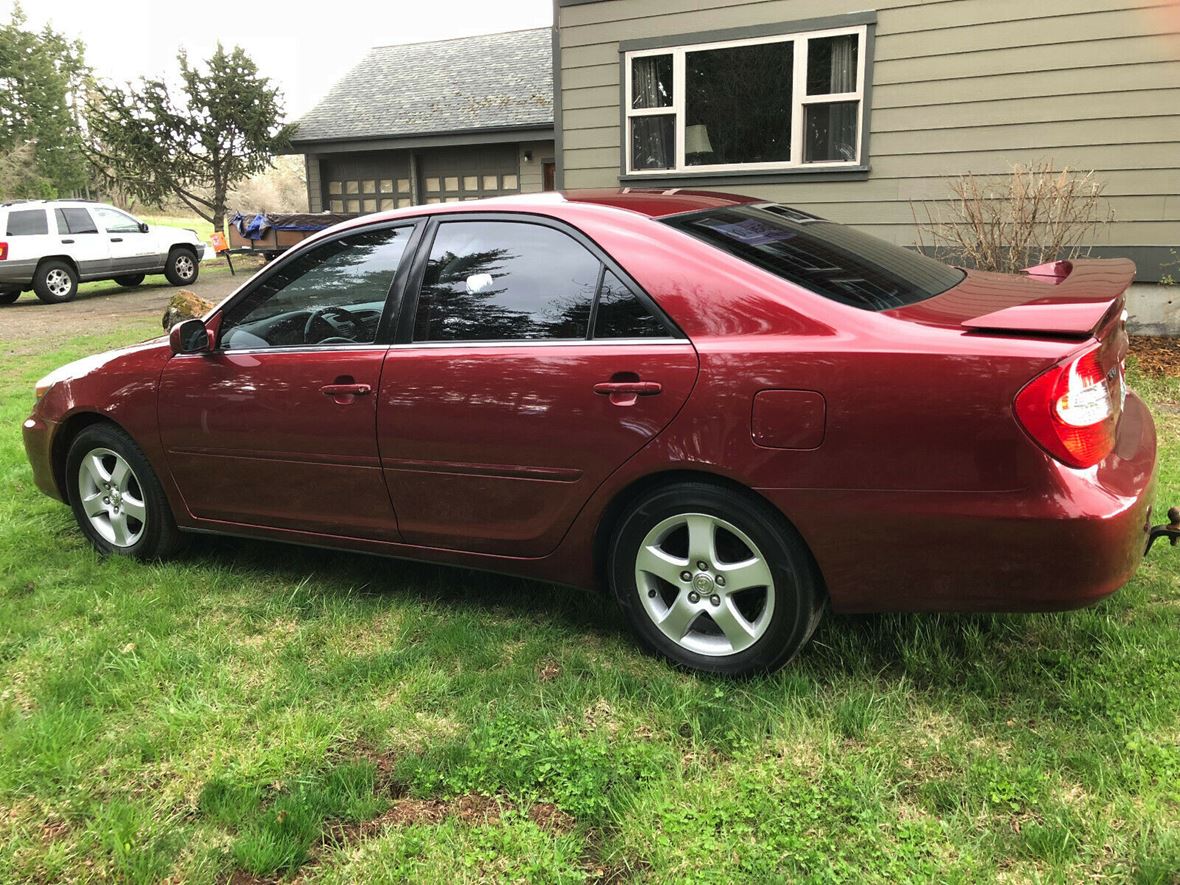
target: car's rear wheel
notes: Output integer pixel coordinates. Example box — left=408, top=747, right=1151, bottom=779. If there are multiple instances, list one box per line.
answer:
left=114, top=274, right=145, bottom=287
left=609, top=482, right=824, bottom=676
left=0, top=288, right=19, bottom=305
left=66, top=423, right=185, bottom=560
left=164, top=248, right=199, bottom=286
left=33, top=261, right=78, bottom=304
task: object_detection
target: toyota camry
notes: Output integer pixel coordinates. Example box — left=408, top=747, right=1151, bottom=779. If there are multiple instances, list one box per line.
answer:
left=22, top=190, right=1161, bottom=675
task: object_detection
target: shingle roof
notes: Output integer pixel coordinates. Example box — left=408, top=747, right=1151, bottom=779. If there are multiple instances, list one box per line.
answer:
left=292, top=28, right=553, bottom=144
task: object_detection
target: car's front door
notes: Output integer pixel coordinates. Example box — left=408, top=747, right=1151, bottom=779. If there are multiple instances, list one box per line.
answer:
left=52, top=207, right=110, bottom=278
left=158, top=223, right=417, bottom=539
left=376, top=217, right=699, bottom=557
left=91, top=206, right=158, bottom=273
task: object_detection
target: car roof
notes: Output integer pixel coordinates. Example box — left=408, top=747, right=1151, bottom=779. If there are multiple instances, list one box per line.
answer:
left=0, top=199, right=107, bottom=210
left=323, top=188, right=762, bottom=236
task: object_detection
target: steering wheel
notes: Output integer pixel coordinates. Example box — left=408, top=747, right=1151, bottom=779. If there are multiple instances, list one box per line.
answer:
left=303, top=305, right=359, bottom=344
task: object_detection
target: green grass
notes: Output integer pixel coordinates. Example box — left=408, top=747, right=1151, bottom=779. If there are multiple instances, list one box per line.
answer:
left=139, top=213, right=216, bottom=244
left=0, top=323, right=1177, bottom=882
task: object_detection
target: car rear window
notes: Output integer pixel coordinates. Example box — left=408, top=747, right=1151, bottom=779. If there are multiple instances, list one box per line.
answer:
left=5, top=209, right=49, bottom=236
left=55, top=208, right=99, bottom=235
left=661, top=204, right=965, bottom=311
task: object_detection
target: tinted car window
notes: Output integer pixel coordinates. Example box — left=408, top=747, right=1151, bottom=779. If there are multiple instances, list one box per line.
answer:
left=663, top=204, right=965, bottom=311
left=6, top=209, right=48, bottom=236
left=55, top=208, right=99, bottom=235
left=594, top=271, right=668, bottom=339
left=220, top=227, right=408, bottom=350
left=413, top=221, right=600, bottom=342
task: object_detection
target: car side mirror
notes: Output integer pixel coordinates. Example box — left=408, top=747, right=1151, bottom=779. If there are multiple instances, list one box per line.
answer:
left=139, top=222, right=149, bottom=233
left=169, top=318, right=211, bottom=354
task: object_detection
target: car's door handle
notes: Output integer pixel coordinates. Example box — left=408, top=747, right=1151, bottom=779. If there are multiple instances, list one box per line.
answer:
left=320, top=383, right=371, bottom=397
left=110, top=237, right=123, bottom=243
left=61, top=238, right=74, bottom=244
left=593, top=381, right=662, bottom=396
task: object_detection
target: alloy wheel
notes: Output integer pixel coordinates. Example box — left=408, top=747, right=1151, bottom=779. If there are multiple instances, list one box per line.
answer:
left=634, top=512, right=776, bottom=656
left=76, top=447, right=147, bottom=547
left=174, top=254, right=195, bottom=280
left=45, top=268, right=72, bottom=298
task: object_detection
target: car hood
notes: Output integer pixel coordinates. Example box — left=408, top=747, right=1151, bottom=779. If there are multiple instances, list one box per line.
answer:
left=37, top=337, right=170, bottom=394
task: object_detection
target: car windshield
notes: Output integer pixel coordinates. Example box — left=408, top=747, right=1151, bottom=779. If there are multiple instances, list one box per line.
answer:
left=662, top=204, right=965, bottom=311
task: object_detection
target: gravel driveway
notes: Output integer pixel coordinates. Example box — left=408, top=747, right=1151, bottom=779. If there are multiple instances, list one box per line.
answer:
left=0, top=263, right=261, bottom=357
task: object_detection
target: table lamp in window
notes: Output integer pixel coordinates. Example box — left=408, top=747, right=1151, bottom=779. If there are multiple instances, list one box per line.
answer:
left=685, top=124, right=715, bottom=165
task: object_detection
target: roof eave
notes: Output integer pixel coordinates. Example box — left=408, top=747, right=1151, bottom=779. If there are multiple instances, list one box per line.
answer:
left=285, top=123, right=556, bottom=155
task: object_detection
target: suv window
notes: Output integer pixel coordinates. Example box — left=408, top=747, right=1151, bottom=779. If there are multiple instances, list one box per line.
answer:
left=55, top=208, right=99, bottom=235
left=6, top=209, right=48, bottom=236
left=91, top=206, right=141, bottom=234
left=662, top=204, right=965, bottom=311
left=413, top=221, right=600, bottom=342
left=220, top=227, right=409, bottom=350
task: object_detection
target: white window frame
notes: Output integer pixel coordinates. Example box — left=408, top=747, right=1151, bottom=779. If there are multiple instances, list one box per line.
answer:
left=623, top=24, right=867, bottom=175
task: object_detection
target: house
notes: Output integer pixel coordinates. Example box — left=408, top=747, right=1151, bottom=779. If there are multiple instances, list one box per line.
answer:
left=552, top=1, right=1180, bottom=281
left=290, top=29, right=555, bottom=212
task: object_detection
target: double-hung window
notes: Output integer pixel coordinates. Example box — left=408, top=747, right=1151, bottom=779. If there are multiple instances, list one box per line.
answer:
left=624, top=24, right=867, bottom=175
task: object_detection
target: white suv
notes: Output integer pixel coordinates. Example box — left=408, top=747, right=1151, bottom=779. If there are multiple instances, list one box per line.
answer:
left=0, top=200, right=206, bottom=305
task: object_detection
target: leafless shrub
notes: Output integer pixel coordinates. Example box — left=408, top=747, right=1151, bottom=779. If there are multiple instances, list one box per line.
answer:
left=914, top=162, right=1113, bottom=275
left=227, top=154, right=308, bottom=214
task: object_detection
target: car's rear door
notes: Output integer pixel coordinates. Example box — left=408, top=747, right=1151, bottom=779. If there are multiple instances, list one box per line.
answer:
left=375, top=215, right=698, bottom=557
left=52, top=207, right=110, bottom=278
left=158, top=221, right=420, bottom=539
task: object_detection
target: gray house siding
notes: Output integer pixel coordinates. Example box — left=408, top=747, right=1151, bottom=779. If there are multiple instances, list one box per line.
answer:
left=555, top=0, right=1180, bottom=279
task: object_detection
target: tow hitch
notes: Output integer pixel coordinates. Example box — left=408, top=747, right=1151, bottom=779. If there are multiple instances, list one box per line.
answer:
left=1146, top=507, right=1180, bottom=554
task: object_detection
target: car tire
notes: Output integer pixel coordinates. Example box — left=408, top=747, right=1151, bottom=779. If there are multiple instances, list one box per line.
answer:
left=0, top=288, right=19, bottom=305
left=33, top=260, right=78, bottom=304
left=113, top=274, right=145, bottom=287
left=608, top=481, right=824, bottom=676
left=66, top=423, right=186, bottom=560
left=164, top=248, right=199, bottom=286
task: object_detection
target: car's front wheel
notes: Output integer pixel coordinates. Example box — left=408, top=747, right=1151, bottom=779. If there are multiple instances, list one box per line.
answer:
left=33, top=260, right=78, bottom=304
left=114, top=274, right=145, bottom=287
left=66, top=423, right=185, bottom=559
left=164, top=248, right=199, bottom=286
left=609, top=482, right=824, bottom=676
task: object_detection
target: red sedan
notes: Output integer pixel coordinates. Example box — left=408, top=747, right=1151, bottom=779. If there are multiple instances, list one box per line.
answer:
left=22, top=191, right=1159, bottom=674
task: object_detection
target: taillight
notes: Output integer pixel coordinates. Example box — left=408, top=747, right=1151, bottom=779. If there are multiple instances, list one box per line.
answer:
left=0, top=242, right=7, bottom=260
left=1014, top=345, right=1122, bottom=468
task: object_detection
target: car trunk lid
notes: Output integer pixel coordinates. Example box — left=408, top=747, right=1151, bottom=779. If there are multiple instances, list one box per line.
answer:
left=885, top=258, right=1135, bottom=340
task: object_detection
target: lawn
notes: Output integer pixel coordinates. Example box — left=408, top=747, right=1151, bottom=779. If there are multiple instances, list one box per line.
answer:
left=0, top=320, right=1177, bottom=883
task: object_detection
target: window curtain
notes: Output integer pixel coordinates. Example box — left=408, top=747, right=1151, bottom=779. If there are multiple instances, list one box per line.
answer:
left=810, top=36, right=857, bottom=162
left=828, top=37, right=855, bottom=93
left=632, top=58, right=672, bottom=169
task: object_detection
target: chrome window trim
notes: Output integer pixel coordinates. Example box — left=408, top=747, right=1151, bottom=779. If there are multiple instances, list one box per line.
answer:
left=206, top=337, right=689, bottom=356
left=386, top=337, right=687, bottom=350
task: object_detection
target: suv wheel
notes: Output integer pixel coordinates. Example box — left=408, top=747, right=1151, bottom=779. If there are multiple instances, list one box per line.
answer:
left=66, top=423, right=185, bottom=559
left=609, top=482, right=824, bottom=676
left=33, top=260, right=78, bottom=304
left=114, top=274, right=145, bottom=287
left=164, top=249, right=199, bottom=286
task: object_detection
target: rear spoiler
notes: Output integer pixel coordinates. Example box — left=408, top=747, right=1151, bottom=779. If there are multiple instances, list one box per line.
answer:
left=962, top=259, right=1135, bottom=339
